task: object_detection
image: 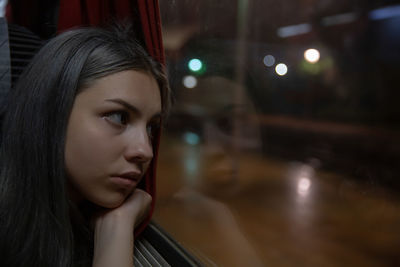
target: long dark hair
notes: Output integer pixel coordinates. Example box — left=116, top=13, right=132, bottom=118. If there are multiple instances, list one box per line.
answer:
left=0, top=24, right=170, bottom=267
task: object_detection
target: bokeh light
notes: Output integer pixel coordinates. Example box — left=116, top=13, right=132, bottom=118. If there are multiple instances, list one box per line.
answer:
left=188, top=58, right=203, bottom=72
left=304, top=48, right=320, bottom=63
left=263, top=55, right=275, bottom=67
left=275, top=63, right=288, bottom=76
left=182, top=75, right=198, bottom=88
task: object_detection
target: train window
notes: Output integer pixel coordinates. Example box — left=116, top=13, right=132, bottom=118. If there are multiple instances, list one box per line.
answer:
left=154, top=0, right=400, bottom=266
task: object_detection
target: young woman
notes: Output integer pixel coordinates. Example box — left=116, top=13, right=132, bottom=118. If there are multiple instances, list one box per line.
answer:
left=0, top=24, right=170, bottom=267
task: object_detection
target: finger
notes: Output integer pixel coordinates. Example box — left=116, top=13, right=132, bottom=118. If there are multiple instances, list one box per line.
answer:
left=124, top=189, right=152, bottom=225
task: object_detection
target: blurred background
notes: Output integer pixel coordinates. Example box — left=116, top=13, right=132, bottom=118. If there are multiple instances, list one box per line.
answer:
left=153, top=0, right=400, bottom=266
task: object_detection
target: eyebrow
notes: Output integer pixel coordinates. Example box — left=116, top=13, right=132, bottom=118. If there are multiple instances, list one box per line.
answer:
left=105, top=98, right=162, bottom=120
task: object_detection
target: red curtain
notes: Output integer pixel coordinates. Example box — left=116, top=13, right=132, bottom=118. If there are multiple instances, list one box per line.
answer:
left=57, top=0, right=132, bottom=31
left=136, top=0, right=165, bottom=63
left=57, top=0, right=164, bottom=62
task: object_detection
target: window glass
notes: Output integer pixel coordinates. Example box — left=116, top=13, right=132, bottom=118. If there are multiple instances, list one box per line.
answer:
left=154, top=1, right=400, bottom=265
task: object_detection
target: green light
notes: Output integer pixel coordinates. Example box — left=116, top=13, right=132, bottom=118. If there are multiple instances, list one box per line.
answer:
left=188, top=58, right=203, bottom=72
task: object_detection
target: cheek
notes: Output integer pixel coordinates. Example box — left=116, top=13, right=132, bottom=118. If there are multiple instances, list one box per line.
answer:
left=65, top=119, right=117, bottom=181
left=64, top=120, right=128, bottom=207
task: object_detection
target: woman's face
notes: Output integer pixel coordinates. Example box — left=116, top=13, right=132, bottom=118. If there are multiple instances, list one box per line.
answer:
left=65, top=70, right=161, bottom=208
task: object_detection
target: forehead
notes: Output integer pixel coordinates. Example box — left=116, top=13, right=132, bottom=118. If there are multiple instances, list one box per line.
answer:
left=77, top=70, right=162, bottom=115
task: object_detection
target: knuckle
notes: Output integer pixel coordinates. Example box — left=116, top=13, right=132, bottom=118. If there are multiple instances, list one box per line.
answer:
left=145, top=194, right=152, bottom=204
left=134, top=189, right=152, bottom=204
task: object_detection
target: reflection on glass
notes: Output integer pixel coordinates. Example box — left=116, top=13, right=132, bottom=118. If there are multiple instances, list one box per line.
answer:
left=298, top=177, right=312, bottom=197
left=183, top=153, right=198, bottom=177
left=288, top=162, right=315, bottom=201
left=156, top=73, right=264, bottom=265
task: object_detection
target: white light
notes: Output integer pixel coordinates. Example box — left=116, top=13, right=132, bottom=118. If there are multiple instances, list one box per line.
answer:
left=183, top=75, right=197, bottom=89
left=304, top=49, right=320, bottom=63
left=263, top=55, right=275, bottom=67
left=297, top=177, right=311, bottom=196
left=275, top=63, right=288, bottom=76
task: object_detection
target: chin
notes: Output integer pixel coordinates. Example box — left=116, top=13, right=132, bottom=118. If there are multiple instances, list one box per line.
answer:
left=98, top=201, right=123, bottom=209
left=92, top=192, right=128, bottom=209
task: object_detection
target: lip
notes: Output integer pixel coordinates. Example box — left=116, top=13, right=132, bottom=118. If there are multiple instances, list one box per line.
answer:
left=116, top=171, right=142, bottom=181
left=110, top=171, right=141, bottom=188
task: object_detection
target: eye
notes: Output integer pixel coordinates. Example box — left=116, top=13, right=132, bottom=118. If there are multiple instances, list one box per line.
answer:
left=147, top=122, right=161, bottom=139
left=104, top=111, right=129, bottom=126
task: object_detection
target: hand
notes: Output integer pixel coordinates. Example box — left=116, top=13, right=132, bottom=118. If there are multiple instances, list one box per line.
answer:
left=94, top=189, right=152, bottom=227
left=92, top=189, right=152, bottom=267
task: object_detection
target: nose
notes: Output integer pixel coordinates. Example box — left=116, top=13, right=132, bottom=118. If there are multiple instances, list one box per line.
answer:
left=123, top=126, right=154, bottom=164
